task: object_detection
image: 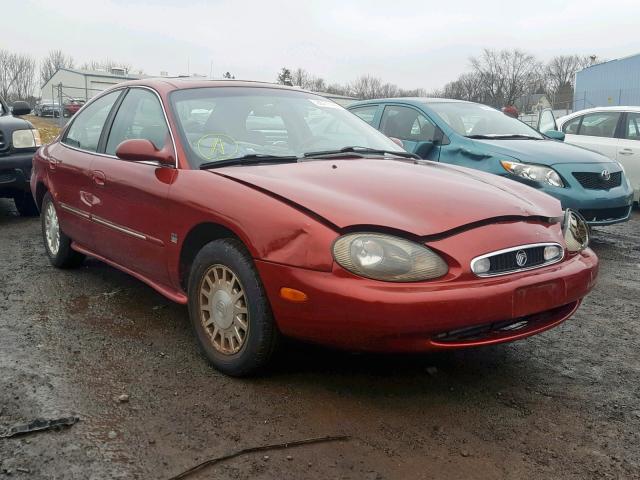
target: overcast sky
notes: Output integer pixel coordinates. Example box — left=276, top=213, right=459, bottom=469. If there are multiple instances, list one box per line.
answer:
left=4, top=0, right=640, bottom=90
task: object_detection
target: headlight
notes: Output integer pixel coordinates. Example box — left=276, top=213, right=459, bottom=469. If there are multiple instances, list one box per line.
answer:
left=500, top=160, right=564, bottom=187
left=332, top=233, right=448, bottom=282
left=562, top=209, right=589, bottom=252
left=12, top=129, right=42, bottom=148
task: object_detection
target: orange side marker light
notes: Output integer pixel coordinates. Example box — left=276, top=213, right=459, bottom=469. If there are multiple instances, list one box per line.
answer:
left=280, top=287, right=308, bottom=303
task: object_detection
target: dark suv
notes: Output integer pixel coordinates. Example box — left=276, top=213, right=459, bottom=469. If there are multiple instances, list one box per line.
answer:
left=0, top=95, right=40, bottom=216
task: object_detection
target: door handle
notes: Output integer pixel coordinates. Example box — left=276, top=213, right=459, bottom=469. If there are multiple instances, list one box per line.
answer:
left=618, top=149, right=634, bottom=155
left=91, top=171, right=106, bottom=187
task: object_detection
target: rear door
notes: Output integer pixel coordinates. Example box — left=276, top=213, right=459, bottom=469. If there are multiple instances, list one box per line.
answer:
left=561, top=111, right=623, bottom=159
left=53, top=90, right=123, bottom=247
left=88, top=87, right=176, bottom=283
left=617, top=111, right=640, bottom=200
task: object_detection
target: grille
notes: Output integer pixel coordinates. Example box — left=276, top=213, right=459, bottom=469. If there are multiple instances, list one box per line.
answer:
left=471, top=243, right=563, bottom=277
left=432, top=302, right=578, bottom=343
left=0, top=130, right=6, bottom=152
left=573, top=171, right=622, bottom=190
left=578, top=206, right=631, bottom=222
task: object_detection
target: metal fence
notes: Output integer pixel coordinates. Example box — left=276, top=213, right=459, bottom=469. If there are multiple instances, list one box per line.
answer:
left=45, top=83, right=105, bottom=126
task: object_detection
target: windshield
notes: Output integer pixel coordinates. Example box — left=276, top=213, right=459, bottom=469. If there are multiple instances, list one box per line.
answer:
left=429, top=102, right=544, bottom=139
left=169, top=87, right=404, bottom=167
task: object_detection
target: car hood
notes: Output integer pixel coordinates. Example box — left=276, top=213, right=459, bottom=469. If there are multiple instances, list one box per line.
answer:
left=213, top=158, right=561, bottom=237
left=0, top=115, right=32, bottom=131
left=474, top=138, right=615, bottom=165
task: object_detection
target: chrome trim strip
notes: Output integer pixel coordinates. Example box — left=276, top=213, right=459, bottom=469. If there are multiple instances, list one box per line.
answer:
left=470, top=242, right=564, bottom=278
left=92, top=215, right=147, bottom=240
left=59, top=202, right=90, bottom=219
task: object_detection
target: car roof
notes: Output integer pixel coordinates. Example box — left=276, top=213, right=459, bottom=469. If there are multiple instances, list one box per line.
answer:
left=349, top=97, right=473, bottom=107
left=109, top=78, right=318, bottom=95
left=557, top=105, right=640, bottom=124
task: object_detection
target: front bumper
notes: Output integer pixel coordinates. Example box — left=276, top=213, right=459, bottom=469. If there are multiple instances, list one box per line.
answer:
left=0, top=151, right=35, bottom=196
left=255, top=248, right=598, bottom=352
left=533, top=163, right=634, bottom=226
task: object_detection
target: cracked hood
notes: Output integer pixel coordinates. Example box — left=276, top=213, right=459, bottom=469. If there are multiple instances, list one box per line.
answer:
left=214, top=158, right=562, bottom=236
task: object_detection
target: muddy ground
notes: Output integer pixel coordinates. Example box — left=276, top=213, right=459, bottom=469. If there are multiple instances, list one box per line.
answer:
left=1, top=199, right=638, bottom=479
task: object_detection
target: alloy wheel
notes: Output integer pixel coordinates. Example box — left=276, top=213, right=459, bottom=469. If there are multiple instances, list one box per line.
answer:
left=199, top=264, right=249, bottom=355
left=44, top=201, right=60, bottom=256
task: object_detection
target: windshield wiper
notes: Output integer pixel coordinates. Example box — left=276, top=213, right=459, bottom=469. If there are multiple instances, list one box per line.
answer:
left=303, top=146, right=419, bottom=159
left=199, top=154, right=299, bottom=170
left=466, top=134, right=541, bottom=140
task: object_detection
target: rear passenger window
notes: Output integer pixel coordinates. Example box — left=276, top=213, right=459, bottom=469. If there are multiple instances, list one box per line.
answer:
left=106, top=88, right=169, bottom=155
left=63, top=91, right=121, bottom=152
left=350, top=105, right=378, bottom=125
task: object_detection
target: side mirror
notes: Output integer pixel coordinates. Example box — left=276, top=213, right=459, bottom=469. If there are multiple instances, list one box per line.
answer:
left=544, top=130, right=565, bottom=142
left=115, top=139, right=174, bottom=166
left=12, top=101, right=31, bottom=116
left=414, top=140, right=434, bottom=158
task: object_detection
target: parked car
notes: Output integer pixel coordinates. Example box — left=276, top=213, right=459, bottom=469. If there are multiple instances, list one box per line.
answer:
left=63, top=99, right=86, bottom=117
left=31, top=80, right=598, bottom=376
left=0, top=95, right=41, bottom=215
left=35, top=101, right=62, bottom=118
left=555, top=106, right=640, bottom=203
left=348, top=99, right=634, bottom=225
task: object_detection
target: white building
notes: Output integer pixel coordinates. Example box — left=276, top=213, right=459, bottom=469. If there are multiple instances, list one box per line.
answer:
left=41, top=67, right=142, bottom=102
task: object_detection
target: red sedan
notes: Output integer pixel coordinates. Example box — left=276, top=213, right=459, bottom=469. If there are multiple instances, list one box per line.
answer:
left=31, top=80, right=597, bottom=376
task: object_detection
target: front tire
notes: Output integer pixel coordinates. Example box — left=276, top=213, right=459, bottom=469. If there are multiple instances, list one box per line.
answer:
left=14, top=193, right=39, bottom=217
left=41, top=193, right=84, bottom=268
left=187, top=239, right=279, bottom=376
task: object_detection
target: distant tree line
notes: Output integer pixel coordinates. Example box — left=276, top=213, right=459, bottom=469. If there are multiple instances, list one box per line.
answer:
left=276, top=67, right=426, bottom=99
left=429, top=50, right=598, bottom=109
left=277, top=50, right=601, bottom=107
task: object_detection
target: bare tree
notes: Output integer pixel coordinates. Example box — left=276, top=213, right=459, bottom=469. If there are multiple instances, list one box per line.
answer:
left=470, top=49, right=542, bottom=107
left=291, top=68, right=309, bottom=87
left=544, top=54, right=593, bottom=108
left=40, top=50, right=74, bottom=86
left=0, top=49, right=37, bottom=102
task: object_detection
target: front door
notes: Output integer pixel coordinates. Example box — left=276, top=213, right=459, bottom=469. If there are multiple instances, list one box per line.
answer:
left=618, top=112, right=640, bottom=201
left=561, top=110, right=623, bottom=159
left=89, top=87, right=176, bottom=283
left=379, top=105, right=441, bottom=160
left=51, top=90, right=123, bottom=247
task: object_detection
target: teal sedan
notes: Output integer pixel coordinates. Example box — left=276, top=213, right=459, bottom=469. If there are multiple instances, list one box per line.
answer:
left=348, top=98, right=634, bottom=225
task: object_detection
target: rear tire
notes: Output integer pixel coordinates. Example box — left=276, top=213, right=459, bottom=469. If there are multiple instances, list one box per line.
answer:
left=41, top=193, right=84, bottom=268
left=14, top=193, right=39, bottom=217
left=187, top=238, right=279, bottom=376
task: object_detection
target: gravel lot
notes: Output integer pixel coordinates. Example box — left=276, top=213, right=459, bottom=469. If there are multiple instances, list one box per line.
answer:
left=1, top=199, right=638, bottom=479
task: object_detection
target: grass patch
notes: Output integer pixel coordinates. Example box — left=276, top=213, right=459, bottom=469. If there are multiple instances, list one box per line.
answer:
left=24, top=115, right=62, bottom=144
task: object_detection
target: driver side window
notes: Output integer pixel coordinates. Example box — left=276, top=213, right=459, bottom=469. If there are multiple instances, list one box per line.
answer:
left=105, top=88, right=169, bottom=155
left=63, top=91, right=121, bottom=152
left=380, top=105, right=437, bottom=142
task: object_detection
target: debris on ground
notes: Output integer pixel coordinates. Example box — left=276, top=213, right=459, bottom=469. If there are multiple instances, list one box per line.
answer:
left=166, top=435, right=350, bottom=480
left=117, top=394, right=130, bottom=403
left=0, top=417, right=79, bottom=439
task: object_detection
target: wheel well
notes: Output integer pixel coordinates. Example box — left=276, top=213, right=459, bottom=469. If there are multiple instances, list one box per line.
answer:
left=179, top=223, right=241, bottom=289
left=35, top=182, right=48, bottom=210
